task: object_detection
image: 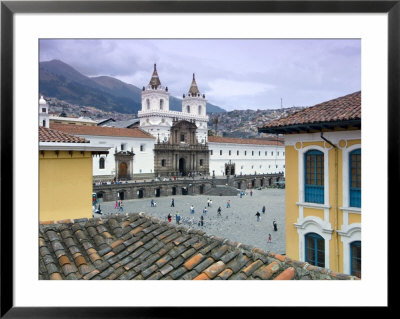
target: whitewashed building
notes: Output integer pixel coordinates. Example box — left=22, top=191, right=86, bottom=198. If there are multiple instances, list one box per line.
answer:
left=208, top=136, right=285, bottom=176
left=50, top=122, right=156, bottom=181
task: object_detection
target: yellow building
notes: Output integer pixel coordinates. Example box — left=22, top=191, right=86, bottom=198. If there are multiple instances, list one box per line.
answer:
left=259, top=91, right=361, bottom=278
left=39, top=126, right=109, bottom=222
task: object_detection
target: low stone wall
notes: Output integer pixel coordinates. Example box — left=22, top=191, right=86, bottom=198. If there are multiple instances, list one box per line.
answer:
left=93, top=179, right=213, bottom=202
left=228, top=173, right=284, bottom=189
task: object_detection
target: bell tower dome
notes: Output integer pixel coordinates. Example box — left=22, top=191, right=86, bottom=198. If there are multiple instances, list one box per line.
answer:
left=182, top=73, right=207, bottom=116
left=141, top=63, right=170, bottom=113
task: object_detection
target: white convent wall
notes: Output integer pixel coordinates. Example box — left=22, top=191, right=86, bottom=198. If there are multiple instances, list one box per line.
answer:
left=208, top=142, right=285, bottom=176
left=70, top=134, right=155, bottom=177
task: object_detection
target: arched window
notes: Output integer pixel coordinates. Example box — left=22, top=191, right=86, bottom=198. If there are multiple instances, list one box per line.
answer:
left=350, top=241, right=361, bottom=278
left=187, top=105, right=190, bottom=113
left=99, top=157, right=105, bottom=169
left=305, top=150, right=324, bottom=203
left=146, top=99, right=150, bottom=110
left=349, top=149, right=361, bottom=207
left=161, top=159, right=166, bottom=167
left=160, top=99, right=164, bottom=110
left=305, top=232, right=325, bottom=267
left=198, top=105, right=202, bottom=115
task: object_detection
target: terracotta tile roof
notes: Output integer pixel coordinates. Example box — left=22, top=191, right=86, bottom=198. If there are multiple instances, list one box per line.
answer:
left=39, top=126, right=89, bottom=143
left=39, top=212, right=359, bottom=280
left=50, top=123, right=155, bottom=139
left=208, top=136, right=284, bottom=146
left=259, top=91, right=361, bottom=133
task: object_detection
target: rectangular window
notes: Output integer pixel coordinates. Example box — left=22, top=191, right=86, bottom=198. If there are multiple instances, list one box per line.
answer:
left=351, top=241, right=361, bottom=278
left=220, top=150, right=223, bottom=156
left=265, top=151, right=267, bottom=156
left=237, top=150, right=239, bottom=156
left=244, top=151, right=247, bottom=156
left=200, top=159, right=204, bottom=167
left=42, top=108, right=46, bottom=112
left=304, top=150, right=324, bottom=204
left=210, top=150, right=213, bottom=155
left=229, top=150, right=231, bottom=156
left=140, top=144, right=145, bottom=152
left=350, top=149, right=361, bottom=207
left=252, top=151, right=254, bottom=156
left=271, top=151, right=274, bottom=156
left=180, top=134, right=185, bottom=142
left=121, top=143, right=126, bottom=151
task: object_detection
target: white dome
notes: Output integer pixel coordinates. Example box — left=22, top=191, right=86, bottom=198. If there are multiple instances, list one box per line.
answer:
left=39, top=96, right=46, bottom=104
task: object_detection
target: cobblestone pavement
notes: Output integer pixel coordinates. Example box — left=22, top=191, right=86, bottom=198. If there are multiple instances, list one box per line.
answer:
left=95, top=188, right=286, bottom=255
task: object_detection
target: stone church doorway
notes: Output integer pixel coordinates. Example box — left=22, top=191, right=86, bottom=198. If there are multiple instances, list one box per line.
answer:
left=119, top=162, right=128, bottom=179
left=179, top=158, right=186, bottom=176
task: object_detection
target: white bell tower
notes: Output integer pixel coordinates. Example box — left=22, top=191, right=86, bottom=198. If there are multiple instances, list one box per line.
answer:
left=39, top=96, right=49, bottom=128
left=141, top=63, right=170, bottom=113
left=182, top=73, right=207, bottom=116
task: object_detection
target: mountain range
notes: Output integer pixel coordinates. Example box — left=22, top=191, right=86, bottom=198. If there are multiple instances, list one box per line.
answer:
left=39, top=59, right=226, bottom=115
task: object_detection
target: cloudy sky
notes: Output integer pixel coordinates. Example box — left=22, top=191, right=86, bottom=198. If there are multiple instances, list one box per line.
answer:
left=39, top=39, right=360, bottom=111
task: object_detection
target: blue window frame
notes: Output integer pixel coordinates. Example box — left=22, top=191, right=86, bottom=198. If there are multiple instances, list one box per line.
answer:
left=304, top=150, right=324, bottom=203
left=350, top=241, right=361, bottom=278
left=305, top=232, right=325, bottom=267
left=349, top=149, right=361, bottom=207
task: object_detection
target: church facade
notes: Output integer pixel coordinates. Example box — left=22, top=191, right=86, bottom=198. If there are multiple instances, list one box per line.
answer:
left=153, top=119, right=210, bottom=177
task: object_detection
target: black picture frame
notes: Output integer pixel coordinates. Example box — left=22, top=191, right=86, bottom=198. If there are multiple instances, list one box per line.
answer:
left=1, top=0, right=396, bottom=317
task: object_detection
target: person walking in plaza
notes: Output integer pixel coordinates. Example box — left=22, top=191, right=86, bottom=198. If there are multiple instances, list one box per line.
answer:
left=199, top=215, right=204, bottom=227
left=167, top=213, right=172, bottom=223
left=151, top=199, right=154, bottom=207
left=255, top=211, right=260, bottom=222
left=273, top=219, right=278, bottom=231
left=217, top=206, right=222, bottom=216
left=175, top=212, right=181, bottom=225
left=114, top=200, right=118, bottom=210
left=171, top=198, right=175, bottom=207
left=119, top=200, right=124, bottom=212
left=190, top=205, right=195, bottom=214
left=209, top=199, right=213, bottom=207
left=268, top=233, right=272, bottom=243
left=203, top=207, right=207, bottom=215
left=226, top=200, right=231, bottom=208
left=250, top=190, right=253, bottom=197
left=261, top=205, right=266, bottom=214
left=207, top=198, right=210, bottom=207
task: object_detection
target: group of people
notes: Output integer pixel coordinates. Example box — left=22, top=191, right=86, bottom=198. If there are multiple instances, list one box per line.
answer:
left=167, top=212, right=181, bottom=225
left=267, top=220, right=279, bottom=243
left=114, top=199, right=124, bottom=212
left=150, top=199, right=157, bottom=207
left=255, top=205, right=267, bottom=221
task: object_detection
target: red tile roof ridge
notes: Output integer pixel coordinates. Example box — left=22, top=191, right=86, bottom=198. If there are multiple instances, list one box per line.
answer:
left=208, top=136, right=284, bottom=146
left=260, top=91, right=361, bottom=130
left=39, top=126, right=89, bottom=143
left=50, top=123, right=156, bottom=139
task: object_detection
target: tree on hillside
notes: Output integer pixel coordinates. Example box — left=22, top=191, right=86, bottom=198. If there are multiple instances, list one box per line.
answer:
left=213, top=117, right=219, bottom=132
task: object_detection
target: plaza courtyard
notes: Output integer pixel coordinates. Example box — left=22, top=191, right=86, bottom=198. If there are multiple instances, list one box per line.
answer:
left=95, top=188, right=286, bottom=255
